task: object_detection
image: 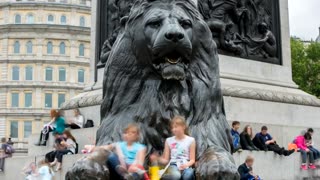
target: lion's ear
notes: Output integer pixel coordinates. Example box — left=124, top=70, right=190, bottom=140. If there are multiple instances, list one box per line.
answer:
left=120, top=16, right=128, bottom=27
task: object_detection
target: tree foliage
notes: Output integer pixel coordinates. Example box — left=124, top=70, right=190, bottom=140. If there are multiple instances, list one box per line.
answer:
left=291, top=38, right=320, bottom=98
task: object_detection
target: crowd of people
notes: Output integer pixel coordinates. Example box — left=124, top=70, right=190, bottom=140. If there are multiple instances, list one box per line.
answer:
left=231, top=121, right=320, bottom=179
left=1, top=112, right=320, bottom=179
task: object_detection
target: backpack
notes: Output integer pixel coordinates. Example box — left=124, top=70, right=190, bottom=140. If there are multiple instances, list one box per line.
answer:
left=84, top=119, right=94, bottom=128
left=5, top=144, right=15, bottom=154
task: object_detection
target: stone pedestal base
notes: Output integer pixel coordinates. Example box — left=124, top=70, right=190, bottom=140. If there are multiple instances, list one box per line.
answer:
left=62, top=75, right=320, bottom=148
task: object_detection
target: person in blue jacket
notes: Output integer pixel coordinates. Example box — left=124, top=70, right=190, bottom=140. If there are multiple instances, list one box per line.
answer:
left=231, top=121, right=242, bottom=152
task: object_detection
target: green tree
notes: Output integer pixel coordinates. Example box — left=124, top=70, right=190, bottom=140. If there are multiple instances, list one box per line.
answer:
left=291, top=38, right=320, bottom=97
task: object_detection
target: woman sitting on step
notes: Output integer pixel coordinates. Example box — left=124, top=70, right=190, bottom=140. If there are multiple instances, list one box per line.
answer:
left=240, top=125, right=259, bottom=151
left=36, top=109, right=65, bottom=146
left=50, top=130, right=77, bottom=171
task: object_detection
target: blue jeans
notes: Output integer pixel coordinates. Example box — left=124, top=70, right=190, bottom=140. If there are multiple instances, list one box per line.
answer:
left=161, top=164, right=195, bottom=180
left=106, top=152, right=141, bottom=180
left=299, top=149, right=314, bottom=164
left=309, top=146, right=320, bottom=160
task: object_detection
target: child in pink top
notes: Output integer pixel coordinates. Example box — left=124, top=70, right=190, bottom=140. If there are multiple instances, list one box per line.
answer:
left=295, top=133, right=316, bottom=170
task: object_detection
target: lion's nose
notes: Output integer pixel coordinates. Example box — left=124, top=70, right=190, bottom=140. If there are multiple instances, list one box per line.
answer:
left=165, top=31, right=184, bottom=42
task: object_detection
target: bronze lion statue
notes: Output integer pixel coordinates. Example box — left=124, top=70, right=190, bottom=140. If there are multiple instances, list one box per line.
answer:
left=67, top=0, right=239, bottom=179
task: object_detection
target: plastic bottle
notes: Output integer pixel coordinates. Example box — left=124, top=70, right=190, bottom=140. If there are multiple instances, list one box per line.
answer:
left=149, top=161, right=160, bottom=180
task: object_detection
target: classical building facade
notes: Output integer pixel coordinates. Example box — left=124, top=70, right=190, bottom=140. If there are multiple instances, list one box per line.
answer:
left=0, top=0, right=91, bottom=144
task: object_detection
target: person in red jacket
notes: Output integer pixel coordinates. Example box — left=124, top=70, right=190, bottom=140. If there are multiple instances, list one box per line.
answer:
left=295, top=132, right=316, bottom=170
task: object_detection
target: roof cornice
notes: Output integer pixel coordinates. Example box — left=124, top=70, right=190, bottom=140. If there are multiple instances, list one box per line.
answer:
left=0, top=2, right=91, bottom=11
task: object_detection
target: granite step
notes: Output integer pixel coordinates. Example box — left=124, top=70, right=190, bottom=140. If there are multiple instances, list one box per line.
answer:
left=1, top=151, right=320, bottom=180
left=27, top=127, right=98, bottom=156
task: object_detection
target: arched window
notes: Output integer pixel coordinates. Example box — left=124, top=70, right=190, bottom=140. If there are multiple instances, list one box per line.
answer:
left=15, top=14, right=21, bottom=24
left=79, top=44, right=85, bottom=56
left=47, top=14, right=54, bottom=23
left=80, top=16, right=85, bottom=27
left=78, top=69, right=84, bottom=83
left=47, top=42, right=53, bottom=54
left=59, top=42, right=65, bottom=55
left=12, top=66, right=20, bottom=80
left=26, top=41, right=33, bottom=54
left=60, top=15, right=66, bottom=24
left=14, top=41, right=20, bottom=54
left=26, top=14, right=34, bottom=24
left=25, top=66, right=33, bottom=81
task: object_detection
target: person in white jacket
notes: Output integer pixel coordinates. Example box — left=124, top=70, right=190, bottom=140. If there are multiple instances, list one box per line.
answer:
left=66, top=109, right=85, bottom=129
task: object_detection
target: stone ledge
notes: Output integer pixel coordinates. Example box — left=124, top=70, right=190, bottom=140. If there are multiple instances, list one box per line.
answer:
left=61, top=85, right=320, bottom=110
left=1, top=151, right=319, bottom=180
left=223, top=86, right=320, bottom=107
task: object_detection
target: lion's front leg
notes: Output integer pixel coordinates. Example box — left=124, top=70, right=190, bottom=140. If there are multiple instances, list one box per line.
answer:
left=196, top=147, right=239, bottom=180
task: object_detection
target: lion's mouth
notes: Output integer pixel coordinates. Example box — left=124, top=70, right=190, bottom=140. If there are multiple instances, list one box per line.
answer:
left=154, top=51, right=189, bottom=66
left=165, top=57, right=181, bottom=64
left=153, top=51, right=189, bottom=80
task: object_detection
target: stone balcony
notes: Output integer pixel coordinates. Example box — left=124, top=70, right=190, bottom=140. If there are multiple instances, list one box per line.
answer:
left=0, top=81, right=86, bottom=89
left=0, top=54, right=90, bottom=66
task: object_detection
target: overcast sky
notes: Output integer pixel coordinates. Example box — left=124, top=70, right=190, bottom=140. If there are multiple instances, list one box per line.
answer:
left=288, top=0, right=320, bottom=40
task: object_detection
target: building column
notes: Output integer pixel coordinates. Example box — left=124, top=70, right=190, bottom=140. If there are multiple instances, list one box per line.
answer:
left=71, top=8, right=77, bottom=26
left=69, top=64, right=76, bottom=83
left=35, top=63, right=43, bottom=82
left=70, top=39, right=76, bottom=60
left=37, top=38, right=44, bottom=58
left=35, top=88, right=42, bottom=109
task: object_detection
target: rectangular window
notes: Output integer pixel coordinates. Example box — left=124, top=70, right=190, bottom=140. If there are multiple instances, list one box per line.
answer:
left=25, top=67, right=33, bottom=80
left=58, top=94, right=65, bottom=108
left=25, top=93, right=32, bottom=108
left=24, top=121, right=32, bottom=138
left=10, top=121, right=18, bottom=138
left=59, top=68, right=66, bottom=82
left=78, top=69, right=84, bottom=83
left=11, top=93, right=19, bottom=107
left=12, top=67, right=19, bottom=80
left=45, top=93, right=52, bottom=108
left=45, top=67, right=53, bottom=81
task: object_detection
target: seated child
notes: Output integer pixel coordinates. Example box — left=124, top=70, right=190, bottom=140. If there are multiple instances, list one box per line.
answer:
left=151, top=116, right=196, bottom=180
left=295, top=132, right=316, bottom=170
left=96, top=123, right=147, bottom=180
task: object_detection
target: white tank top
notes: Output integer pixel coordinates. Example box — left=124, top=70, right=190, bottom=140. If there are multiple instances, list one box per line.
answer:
left=166, top=135, right=195, bottom=167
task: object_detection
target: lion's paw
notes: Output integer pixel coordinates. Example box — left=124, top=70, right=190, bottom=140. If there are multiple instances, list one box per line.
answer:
left=65, top=156, right=110, bottom=180
left=196, top=148, right=239, bottom=180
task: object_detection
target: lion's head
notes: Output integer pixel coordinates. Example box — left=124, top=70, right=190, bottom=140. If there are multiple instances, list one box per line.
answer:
left=129, top=0, right=194, bottom=80
left=99, top=0, right=230, bottom=158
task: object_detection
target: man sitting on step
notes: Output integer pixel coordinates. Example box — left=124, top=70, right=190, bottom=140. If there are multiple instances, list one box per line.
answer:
left=238, top=155, right=261, bottom=180
left=253, top=126, right=295, bottom=156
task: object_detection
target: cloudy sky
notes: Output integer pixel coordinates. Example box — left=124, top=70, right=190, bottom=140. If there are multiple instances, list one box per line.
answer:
left=288, top=0, right=320, bottom=40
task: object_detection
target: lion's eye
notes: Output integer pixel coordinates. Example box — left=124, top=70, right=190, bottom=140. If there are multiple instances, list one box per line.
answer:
left=179, top=20, right=192, bottom=29
left=146, top=20, right=162, bottom=29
